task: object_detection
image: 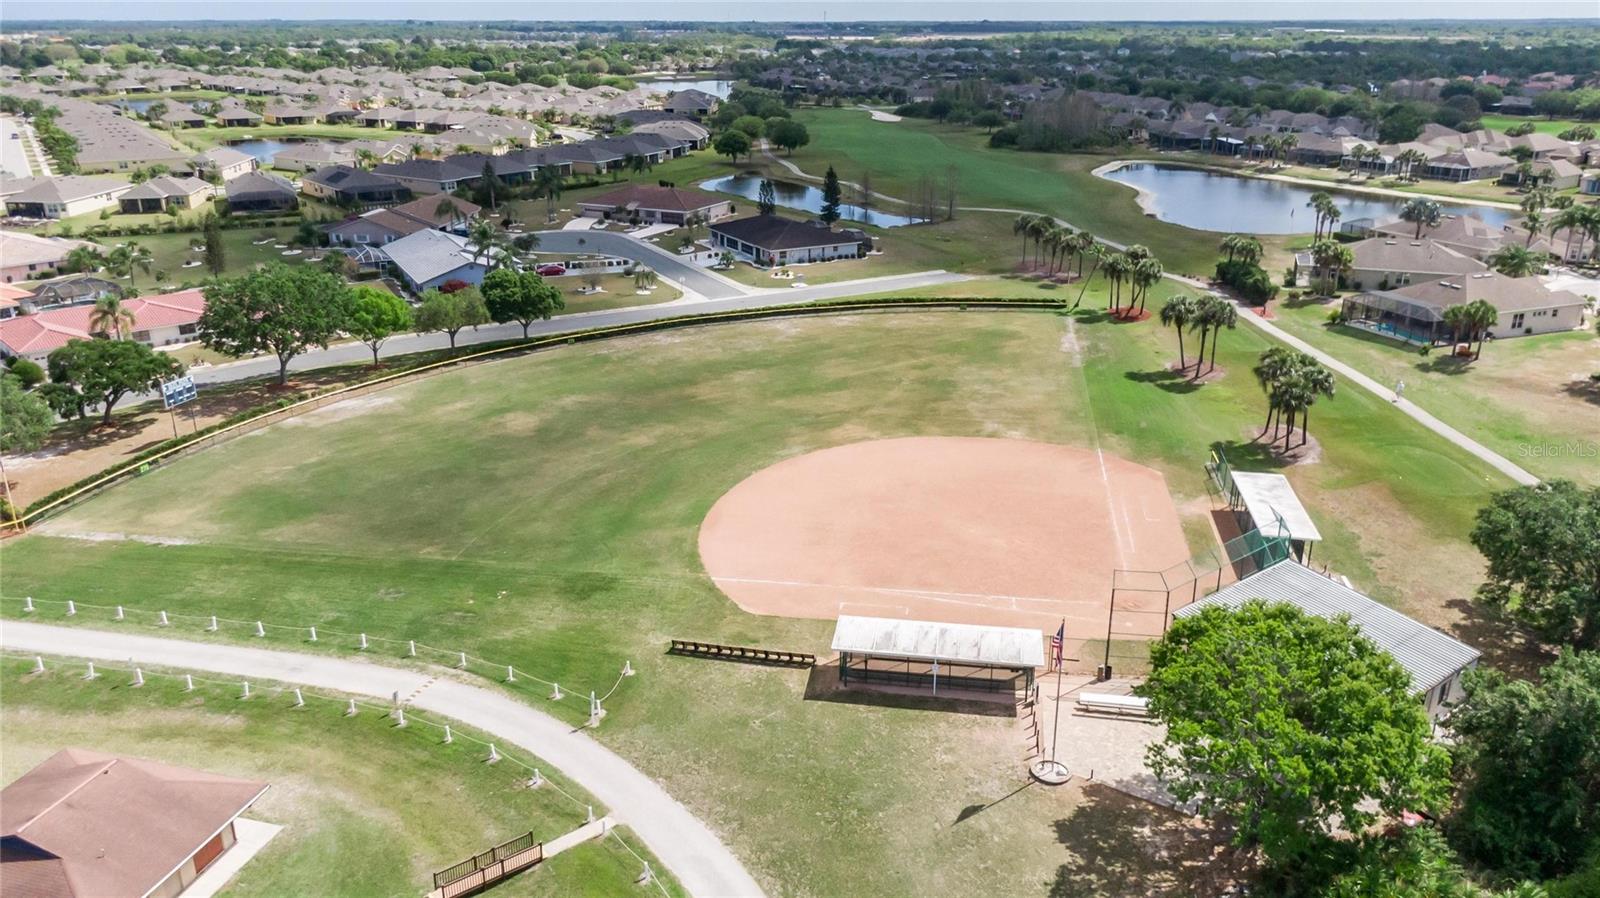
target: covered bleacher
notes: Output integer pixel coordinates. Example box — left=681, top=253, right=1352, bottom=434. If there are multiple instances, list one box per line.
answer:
left=1226, top=470, right=1323, bottom=564
left=830, top=616, right=1044, bottom=696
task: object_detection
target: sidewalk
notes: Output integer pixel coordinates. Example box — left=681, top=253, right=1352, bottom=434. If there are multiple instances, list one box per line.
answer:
left=0, top=620, right=766, bottom=898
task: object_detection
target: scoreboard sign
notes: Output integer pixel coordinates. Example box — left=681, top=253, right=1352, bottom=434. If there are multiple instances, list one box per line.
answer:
left=160, top=375, right=198, bottom=409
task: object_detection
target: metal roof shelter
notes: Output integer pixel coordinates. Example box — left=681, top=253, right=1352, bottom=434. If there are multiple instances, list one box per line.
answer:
left=1175, top=561, right=1480, bottom=719
left=831, top=616, right=1045, bottom=695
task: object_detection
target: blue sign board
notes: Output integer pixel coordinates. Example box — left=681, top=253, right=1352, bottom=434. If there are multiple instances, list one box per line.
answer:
left=160, top=375, right=198, bottom=409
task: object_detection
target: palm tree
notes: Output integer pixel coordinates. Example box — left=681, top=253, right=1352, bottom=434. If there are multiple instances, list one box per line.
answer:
left=64, top=245, right=104, bottom=274
left=1309, top=239, right=1353, bottom=295
left=1012, top=214, right=1034, bottom=266
left=1253, top=347, right=1299, bottom=437
left=104, top=243, right=153, bottom=290
left=1200, top=296, right=1236, bottom=374
left=355, top=148, right=377, bottom=169
left=534, top=166, right=564, bottom=224
left=1399, top=197, right=1442, bottom=240
left=1130, top=254, right=1164, bottom=317
left=632, top=266, right=657, bottom=290
left=1026, top=215, right=1053, bottom=269
left=1277, top=133, right=1297, bottom=167
left=465, top=220, right=507, bottom=270
left=1101, top=252, right=1131, bottom=312
left=1306, top=191, right=1332, bottom=239
left=1291, top=360, right=1336, bottom=448
left=88, top=295, right=136, bottom=340
left=1551, top=205, right=1591, bottom=262
left=1159, top=294, right=1198, bottom=372
left=1521, top=210, right=1547, bottom=248
left=1487, top=244, right=1543, bottom=277
left=1462, top=299, right=1500, bottom=360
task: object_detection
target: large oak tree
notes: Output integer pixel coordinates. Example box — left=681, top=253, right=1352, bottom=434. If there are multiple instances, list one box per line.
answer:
left=199, top=264, right=354, bottom=385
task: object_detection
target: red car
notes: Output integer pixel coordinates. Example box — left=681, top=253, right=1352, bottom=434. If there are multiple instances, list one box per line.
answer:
left=535, top=263, right=566, bottom=276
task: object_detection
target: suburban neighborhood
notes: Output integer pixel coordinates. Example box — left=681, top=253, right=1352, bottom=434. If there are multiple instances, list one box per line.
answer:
left=0, top=10, right=1597, bottom=898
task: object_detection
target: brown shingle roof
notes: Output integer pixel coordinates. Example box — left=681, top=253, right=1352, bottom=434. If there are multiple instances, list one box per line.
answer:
left=577, top=184, right=726, bottom=214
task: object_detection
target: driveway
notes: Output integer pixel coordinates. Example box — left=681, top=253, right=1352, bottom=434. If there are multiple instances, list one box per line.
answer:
left=0, top=620, right=768, bottom=898
left=532, top=229, right=750, bottom=300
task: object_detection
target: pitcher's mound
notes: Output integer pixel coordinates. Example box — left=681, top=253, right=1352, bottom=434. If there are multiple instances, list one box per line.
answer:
left=698, top=437, right=1191, bottom=636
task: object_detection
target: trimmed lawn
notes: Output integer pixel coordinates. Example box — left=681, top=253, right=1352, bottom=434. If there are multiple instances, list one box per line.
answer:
left=172, top=123, right=386, bottom=151
left=1271, top=296, right=1600, bottom=485
left=1479, top=114, right=1594, bottom=136
left=0, top=302, right=1517, bottom=896
left=0, top=658, right=684, bottom=898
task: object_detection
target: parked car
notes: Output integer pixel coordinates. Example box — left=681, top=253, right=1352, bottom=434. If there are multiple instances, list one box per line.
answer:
left=535, top=263, right=566, bottom=276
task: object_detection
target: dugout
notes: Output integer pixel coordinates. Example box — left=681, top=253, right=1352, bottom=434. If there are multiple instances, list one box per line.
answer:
left=830, top=615, right=1044, bottom=695
left=1224, top=470, right=1323, bottom=564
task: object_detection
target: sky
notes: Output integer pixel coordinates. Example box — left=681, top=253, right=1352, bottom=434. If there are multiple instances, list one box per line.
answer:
left=2, top=0, right=1596, bottom=23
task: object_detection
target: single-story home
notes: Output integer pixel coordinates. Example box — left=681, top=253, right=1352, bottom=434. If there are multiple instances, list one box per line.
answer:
left=326, top=207, right=434, bottom=246
left=0, top=231, right=95, bottom=284
left=661, top=89, right=720, bottom=118
left=1498, top=157, right=1584, bottom=190
left=118, top=175, right=214, bottom=213
left=1424, top=148, right=1514, bottom=182
left=0, top=287, right=207, bottom=362
left=21, top=275, right=123, bottom=311
left=300, top=165, right=410, bottom=207
left=577, top=184, right=732, bottom=226
left=1371, top=213, right=1553, bottom=261
left=3, top=175, right=132, bottom=219
left=269, top=141, right=355, bottom=173
left=1, top=747, right=270, bottom=898
left=1340, top=271, right=1588, bottom=344
left=1174, top=560, right=1480, bottom=721
left=214, top=101, right=262, bottom=127
left=388, top=194, right=481, bottom=232
left=371, top=158, right=480, bottom=195
left=158, top=106, right=209, bottom=129
left=379, top=228, right=488, bottom=293
left=188, top=146, right=258, bottom=182
left=225, top=171, right=300, bottom=213
left=1297, top=236, right=1487, bottom=292
left=1581, top=171, right=1600, bottom=196
left=709, top=215, right=872, bottom=266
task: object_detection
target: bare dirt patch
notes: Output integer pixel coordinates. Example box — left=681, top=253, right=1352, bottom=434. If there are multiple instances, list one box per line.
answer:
left=278, top=395, right=397, bottom=428
left=1166, top=361, right=1227, bottom=384
left=30, top=528, right=197, bottom=546
left=698, top=437, right=1192, bottom=638
left=1243, top=425, right=1323, bottom=466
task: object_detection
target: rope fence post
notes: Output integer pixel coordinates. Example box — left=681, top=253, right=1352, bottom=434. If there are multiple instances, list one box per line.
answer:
left=132, top=668, right=144, bottom=687
left=622, top=660, right=634, bottom=677
left=359, top=633, right=368, bottom=651
left=84, top=662, right=96, bottom=680
left=32, top=656, right=44, bottom=673
left=240, top=681, right=251, bottom=699
left=408, top=640, right=416, bottom=657
left=506, top=665, right=516, bottom=683
left=528, top=768, right=542, bottom=787
left=66, top=600, right=76, bottom=616
left=185, top=674, right=195, bottom=691
left=158, top=611, right=169, bottom=626
left=115, top=606, right=125, bottom=621
left=443, top=725, right=452, bottom=744
left=346, top=699, right=358, bottom=717
left=457, top=651, right=467, bottom=670
left=309, top=626, right=317, bottom=642
left=208, top=615, right=218, bottom=632
left=551, top=683, right=563, bottom=700
left=293, top=688, right=304, bottom=707
left=487, top=743, right=500, bottom=764
left=394, top=707, right=406, bottom=727
left=24, top=596, right=34, bottom=612
left=255, top=621, right=265, bottom=638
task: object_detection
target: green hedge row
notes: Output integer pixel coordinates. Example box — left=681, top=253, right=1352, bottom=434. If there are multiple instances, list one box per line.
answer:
left=19, top=296, right=1063, bottom=523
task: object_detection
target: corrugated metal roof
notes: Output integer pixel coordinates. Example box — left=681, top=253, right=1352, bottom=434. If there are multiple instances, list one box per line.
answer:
left=1175, top=562, right=1479, bottom=694
left=831, top=615, right=1045, bottom=668
left=1230, top=471, right=1323, bottom=542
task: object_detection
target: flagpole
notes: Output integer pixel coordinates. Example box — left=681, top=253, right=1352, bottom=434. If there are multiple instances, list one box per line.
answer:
left=1049, top=618, right=1065, bottom=768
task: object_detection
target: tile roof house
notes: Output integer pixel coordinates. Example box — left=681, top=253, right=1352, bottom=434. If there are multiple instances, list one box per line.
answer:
left=214, top=100, right=262, bottom=127
left=577, top=184, right=733, bottom=225
left=51, top=101, right=190, bottom=173
left=1341, top=271, right=1588, bottom=344
left=710, top=215, right=872, bottom=267
left=0, top=232, right=95, bottom=284
left=1424, top=147, right=1515, bottom=182
left=0, top=287, right=207, bottom=362
left=326, top=207, right=434, bottom=246
left=158, top=106, right=208, bottom=129
left=1, top=748, right=269, bottom=898
left=1371, top=214, right=1553, bottom=261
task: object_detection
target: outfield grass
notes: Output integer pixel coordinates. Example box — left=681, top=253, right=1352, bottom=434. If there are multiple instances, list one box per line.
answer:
left=0, top=658, right=684, bottom=898
left=0, top=300, right=1515, bottom=896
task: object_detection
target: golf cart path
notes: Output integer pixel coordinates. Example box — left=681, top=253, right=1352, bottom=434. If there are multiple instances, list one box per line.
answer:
left=0, top=620, right=768, bottom=898
left=761, top=148, right=1537, bottom=486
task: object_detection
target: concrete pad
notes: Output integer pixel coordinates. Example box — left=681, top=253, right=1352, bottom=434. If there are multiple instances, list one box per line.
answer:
left=182, top=817, right=282, bottom=898
left=561, top=216, right=600, bottom=231
left=1032, top=674, right=1176, bottom=809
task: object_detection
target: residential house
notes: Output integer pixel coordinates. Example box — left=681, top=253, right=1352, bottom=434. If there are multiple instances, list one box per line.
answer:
left=261, top=103, right=315, bottom=125
left=1371, top=214, right=1553, bottom=262
left=0, top=287, right=208, bottom=362
left=576, top=184, right=733, bottom=225
left=630, top=119, right=711, bottom=150
left=1499, top=157, right=1584, bottom=190
left=20, top=275, right=122, bottom=310
left=188, top=146, right=258, bottom=182
left=158, top=105, right=208, bottom=129
left=661, top=89, right=720, bottom=118
left=371, top=158, right=479, bottom=195
left=271, top=142, right=356, bottom=172
left=300, top=165, right=410, bottom=206
left=388, top=194, right=480, bottom=231
left=1581, top=171, right=1600, bottom=196
left=1299, top=236, right=1487, bottom=292
left=0, top=748, right=269, bottom=898
left=118, top=175, right=213, bottom=213
left=214, top=100, right=262, bottom=127
left=225, top=171, right=300, bottom=213
left=51, top=102, right=190, bottom=173
left=1425, top=148, right=1514, bottom=182
left=326, top=207, right=434, bottom=246
left=378, top=228, right=488, bottom=293
left=543, top=142, right=625, bottom=175
left=1340, top=271, right=1587, bottom=344
left=3, top=176, right=132, bottom=219
left=0, top=231, right=95, bottom=283
left=710, top=215, right=872, bottom=266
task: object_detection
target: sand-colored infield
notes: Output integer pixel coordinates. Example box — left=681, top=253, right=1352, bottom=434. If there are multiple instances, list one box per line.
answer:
left=698, top=437, right=1192, bottom=638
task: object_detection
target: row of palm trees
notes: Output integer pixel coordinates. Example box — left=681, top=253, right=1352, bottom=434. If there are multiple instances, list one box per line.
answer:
left=1253, top=347, right=1336, bottom=451
left=1158, top=293, right=1238, bottom=379
left=1100, top=245, right=1165, bottom=318
left=1305, top=191, right=1343, bottom=241
left=64, top=243, right=155, bottom=290
left=1441, top=300, right=1500, bottom=360
left=1011, top=213, right=1093, bottom=278
left=1219, top=233, right=1264, bottom=265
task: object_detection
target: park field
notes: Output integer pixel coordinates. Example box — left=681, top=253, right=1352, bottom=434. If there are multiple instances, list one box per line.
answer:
left=0, top=296, right=1519, bottom=896
left=1478, top=114, right=1593, bottom=136
left=0, top=658, right=683, bottom=898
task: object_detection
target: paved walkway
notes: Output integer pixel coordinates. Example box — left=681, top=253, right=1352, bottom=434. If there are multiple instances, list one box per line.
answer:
left=0, top=621, right=767, bottom=898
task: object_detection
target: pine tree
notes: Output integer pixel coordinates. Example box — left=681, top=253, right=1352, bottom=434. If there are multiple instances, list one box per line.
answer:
left=820, top=166, right=842, bottom=224
left=757, top=179, right=776, bottom=216
left=203, top=213, right=226, bottom=277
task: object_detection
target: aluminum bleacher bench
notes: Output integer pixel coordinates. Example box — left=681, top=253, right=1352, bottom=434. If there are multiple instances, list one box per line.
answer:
left=668, top=639, right=816, bottom=668
left=1074, top=692, right=1150, bottom=717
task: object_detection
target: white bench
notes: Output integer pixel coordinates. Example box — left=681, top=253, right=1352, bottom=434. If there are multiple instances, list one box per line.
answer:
left=1075, top=692, right=1150, bottom=717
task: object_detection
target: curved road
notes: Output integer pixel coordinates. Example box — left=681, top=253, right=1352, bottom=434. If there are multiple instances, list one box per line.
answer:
left=0, top=620, right=767, bottom=898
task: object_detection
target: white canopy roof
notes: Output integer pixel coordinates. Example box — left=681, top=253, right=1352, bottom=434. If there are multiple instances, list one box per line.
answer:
left=831, top=616, right=1046, bottom=669
left=1230, top=471, right=1322, bottom=543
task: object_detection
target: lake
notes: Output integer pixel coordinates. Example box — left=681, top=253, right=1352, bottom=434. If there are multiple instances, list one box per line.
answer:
left=700, top=174, right=919, bottom=228
left=1097, top=162, right=1514, bottom=234
left=642, top=77, right=734, bottom=98
left=226, top=138, right=315, bottom=163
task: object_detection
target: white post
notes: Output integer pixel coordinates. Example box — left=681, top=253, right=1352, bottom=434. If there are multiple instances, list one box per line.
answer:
left=506, top=665, right=516, bottom=683
left=443, top=725, right=453, bottom=744
left=293, top=688, right=304, bottom=707
left=208, top=615, right=218, bottom=632
left=115, top=605, right=125, bottom=621
left=457, top=651, right=467, bottom=670
left=528, top=768, right=542, bottom=787
left=551, top=682, right=563, bottom=700
left=622, top=659, right=635, bottom=677
left=359, top=633, right=368, bottom=650
left=346, top=699, right=358, bottom=717
left=184, top=674, right=194, bottom=691
left=133, top=668, right=144, bottom=687
left=24, top=595, right=34, bottom=612
left=408, top=640, right=416, bottom=657
left=66, top=600, right=76, bottom=616
left=637, top=862, right=653, bottom=885
left=255, top=621, right=265, bottom=637
left=32, top=656, right=44, bottom=673
left=487, top=743, right=500, bottom=764
left=392, top=690, right=400, bottom=707
left=586, top=805, right=595, bottom=824
left=394, top=707, right=406, bottom=727
left=84, top=662, right=96, bottom=680
left=240, top=681, right=250, bottom=699
left=308, top=626, right=317, bottom=642
left=159, top=611, right=169, bottom=626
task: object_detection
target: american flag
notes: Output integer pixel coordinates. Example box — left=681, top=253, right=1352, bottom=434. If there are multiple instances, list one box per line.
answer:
left=1050, top=623, right=1065, bottom=669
